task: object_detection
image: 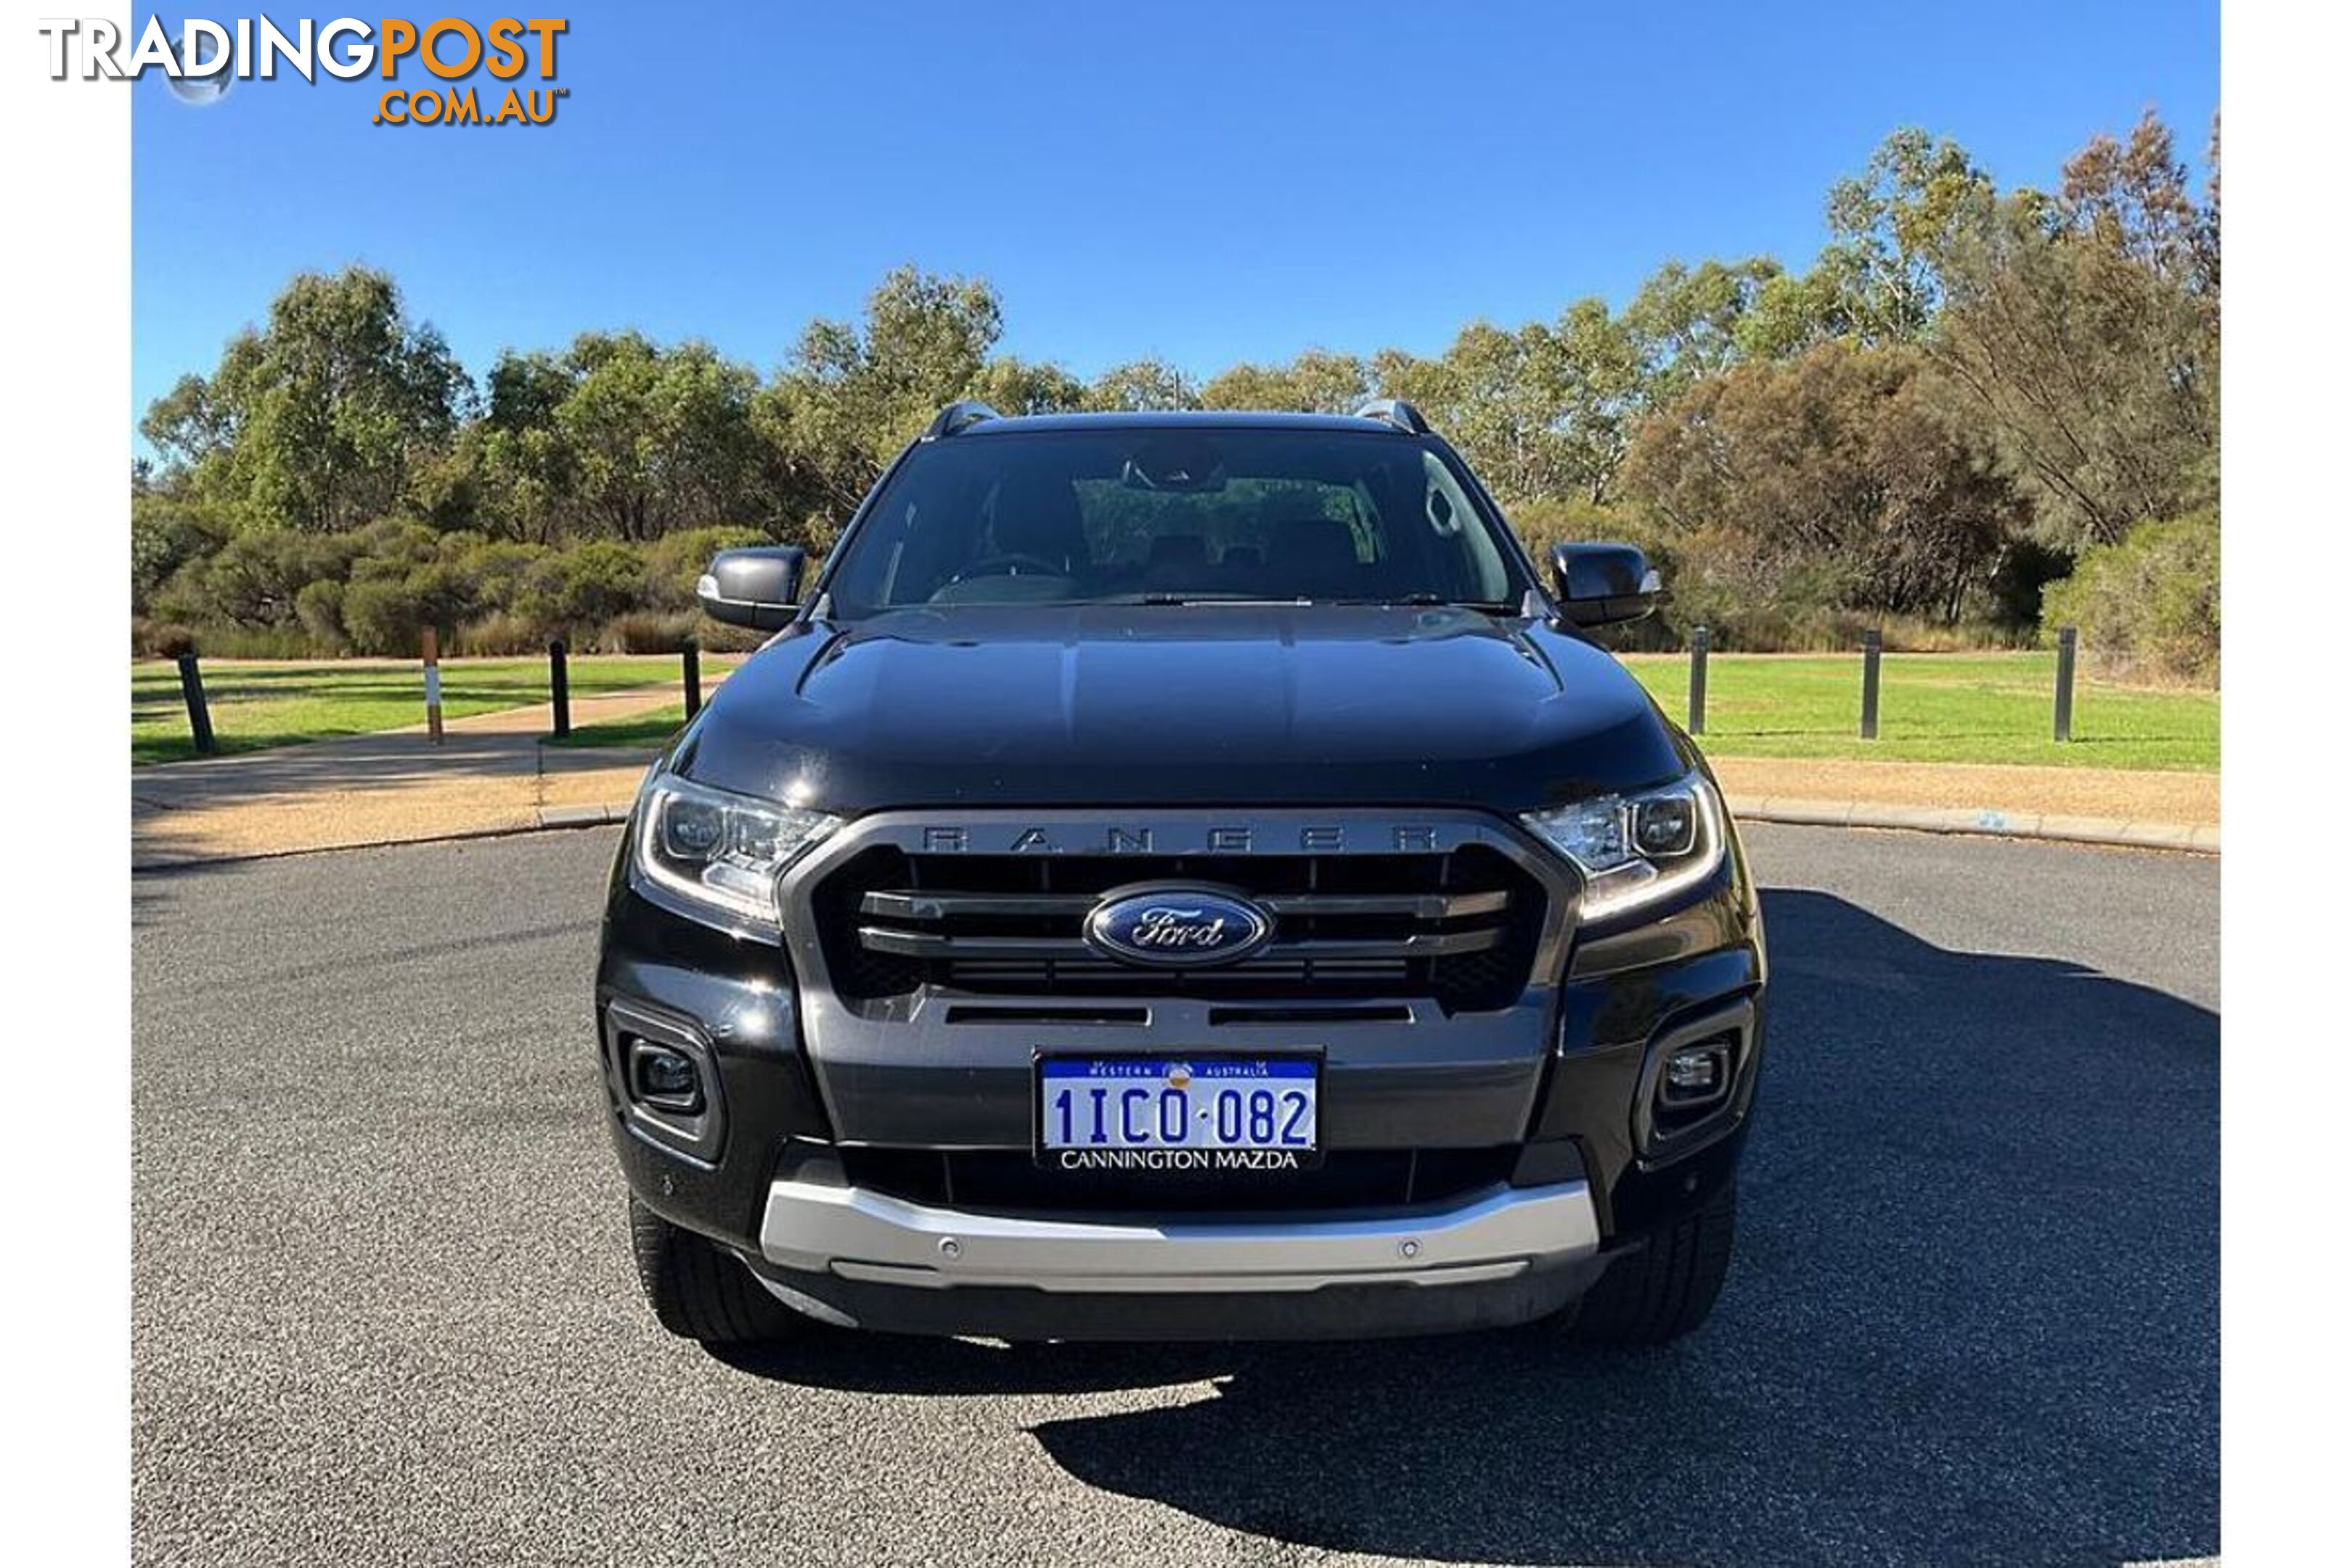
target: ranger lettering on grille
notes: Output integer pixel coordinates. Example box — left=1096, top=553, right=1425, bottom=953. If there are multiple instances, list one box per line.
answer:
left=915, top=824, right=1447, bottom=854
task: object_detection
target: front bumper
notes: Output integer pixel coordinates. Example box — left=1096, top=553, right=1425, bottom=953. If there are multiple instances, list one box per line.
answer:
left=759, top=1173, right=1599, bottom=1292
left=597, top=799, right=1765, bottom=1338
left=744, top=1177, right=1606, bottom=1339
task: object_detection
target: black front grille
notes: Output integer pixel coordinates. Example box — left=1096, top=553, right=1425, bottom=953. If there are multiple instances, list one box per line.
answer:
left=839, top=1146, right=1520, bottom=1214
left=810, top=846, right=1545, bottom=1012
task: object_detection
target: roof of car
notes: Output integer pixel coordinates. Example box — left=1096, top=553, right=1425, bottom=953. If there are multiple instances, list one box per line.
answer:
left=955, top=409, right=1416, bottom=436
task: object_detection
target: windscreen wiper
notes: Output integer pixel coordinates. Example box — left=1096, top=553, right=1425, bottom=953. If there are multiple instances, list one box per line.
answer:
left=1365, top=594, right=1523, bottom=613
left=1113, top=593, right=1297, bottom=606
left=1105, top=593, right=1520, bottom=611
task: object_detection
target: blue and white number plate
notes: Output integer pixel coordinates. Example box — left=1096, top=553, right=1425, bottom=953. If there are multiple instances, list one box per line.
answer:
left=1037, top=1055, right=1321, bottom=1172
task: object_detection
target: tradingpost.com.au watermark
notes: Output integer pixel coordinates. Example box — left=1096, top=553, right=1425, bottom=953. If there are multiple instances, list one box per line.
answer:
left=39, top=15, right=568, bottom=125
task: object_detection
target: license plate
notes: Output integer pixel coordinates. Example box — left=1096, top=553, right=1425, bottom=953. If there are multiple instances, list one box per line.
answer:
left=1036, top=1055, right=1321, bottom=1171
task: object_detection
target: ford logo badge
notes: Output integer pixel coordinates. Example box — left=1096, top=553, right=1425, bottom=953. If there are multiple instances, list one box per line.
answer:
left=1084, top=883, right=1275, bottom=969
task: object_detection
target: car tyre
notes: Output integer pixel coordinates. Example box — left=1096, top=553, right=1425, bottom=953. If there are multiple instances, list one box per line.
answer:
left=629, top=1197, right=801, bottom=1344
left=1561, top=1181, right=1736, bottom=1345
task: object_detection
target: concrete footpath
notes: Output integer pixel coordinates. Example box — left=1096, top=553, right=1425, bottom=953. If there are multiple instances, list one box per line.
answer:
left=130, top=689, right=2219, bottom=869
left=131, top=686, right=679, bottom=868
left=1710, top=756, right=2219, bottom=854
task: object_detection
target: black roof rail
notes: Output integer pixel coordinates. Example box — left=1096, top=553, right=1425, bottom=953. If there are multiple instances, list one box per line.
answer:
left=1352, top=398, right=1431, bottom=436
left=921, top=400, right=1003, bottom=440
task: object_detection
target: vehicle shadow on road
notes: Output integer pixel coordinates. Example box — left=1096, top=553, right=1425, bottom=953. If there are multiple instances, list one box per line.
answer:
left=734, top=888, right=2219, bottom=1566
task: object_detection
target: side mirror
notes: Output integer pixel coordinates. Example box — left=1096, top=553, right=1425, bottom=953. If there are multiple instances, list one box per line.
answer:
left=697, top=546, right=807, bottom=630
left=1548, top=542, right=1662, bottom=628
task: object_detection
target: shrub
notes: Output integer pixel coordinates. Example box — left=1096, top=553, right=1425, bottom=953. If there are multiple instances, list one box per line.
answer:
left=449, top=612, right=551, bottom=657
left=598, top=611, right=699, bottom=653
left=134, top=518, right=781, bottom=656
left=294, top=580, right=348, bottom=651
left=349, top=517, right=443, bottom=571
left=191, top=624, right=319, bottom=658
left=693, top=619, right=771, bottom=655
left=518, top=541, right=651, bottom=632
left=136, top=620, right=200, bottom=658
left=155, top=528, right=357, bottom=629
left=340, top=577, right=427, bottom=656
left=131, top=496, right=233, bottom=616
left=1506, top=497, right=1652, bottom=563
left=339, top=561, right=482, bottom=656
left=2041, top=509, right=2219, bottom=685
left=449, top=539, right=548, bottom=616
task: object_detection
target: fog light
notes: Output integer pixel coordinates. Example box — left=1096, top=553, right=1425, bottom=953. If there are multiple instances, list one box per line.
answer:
left=1660, top=1040, right=1731, bottom=1108
left=628, top=1040, right=703, bottom=1114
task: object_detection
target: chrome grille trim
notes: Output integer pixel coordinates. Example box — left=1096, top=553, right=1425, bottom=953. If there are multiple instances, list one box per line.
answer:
left=856, top=888, right=1511, bottom=922
left=854, top=926, right=1508, bottom=963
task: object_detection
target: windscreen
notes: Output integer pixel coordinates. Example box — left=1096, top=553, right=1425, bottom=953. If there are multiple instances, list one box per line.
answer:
left=821, top=426, right=1527, bottom=616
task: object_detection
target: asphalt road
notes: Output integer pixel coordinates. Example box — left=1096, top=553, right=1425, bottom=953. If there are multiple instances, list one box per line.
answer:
left=131, top=825, right=2218, bottom=1567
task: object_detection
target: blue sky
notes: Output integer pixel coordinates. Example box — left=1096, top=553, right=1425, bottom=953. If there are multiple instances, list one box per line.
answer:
left=131, top=1, right=2216, bottom=434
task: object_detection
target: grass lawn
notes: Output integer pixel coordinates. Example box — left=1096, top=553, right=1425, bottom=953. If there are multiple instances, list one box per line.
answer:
left=1620, top=650, right=2217, bottom=772
left=550, top=650, right=2216, bottom=772
left=543, top=705, right=693, bottom=751
left=229, top=649, right=2217, bottom=772
left=131, top=656, right=730, bottom=766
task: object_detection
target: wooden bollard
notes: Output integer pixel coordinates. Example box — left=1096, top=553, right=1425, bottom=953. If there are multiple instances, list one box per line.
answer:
left=422, top=626, right=444, bottom=744
left=1859, top=629, right=1882, bottom=741
left=549, top=639, right=571, bottom=738
left=176, top=653, right=216, bottom=756
left=1687, top=626, right=1709, bottom=735
left=2054, top=626, right=2078, bottom=743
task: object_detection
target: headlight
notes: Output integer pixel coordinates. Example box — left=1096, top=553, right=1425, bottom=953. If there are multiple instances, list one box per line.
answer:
left=1522, top=770, right=1727, bottom=924
left=631, top=773, right=839, bottom=935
